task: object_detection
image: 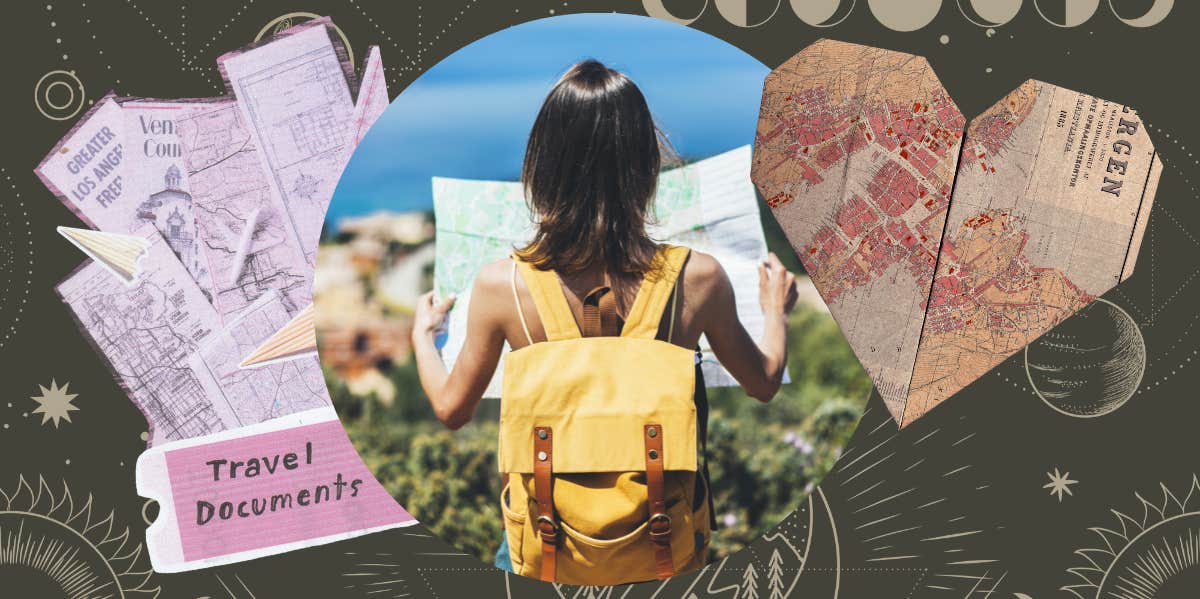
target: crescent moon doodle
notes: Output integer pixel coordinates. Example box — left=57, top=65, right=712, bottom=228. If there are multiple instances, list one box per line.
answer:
left=1109, top=0, right=1174, bottom=27
left=956, top=0, right=1023, bottom=27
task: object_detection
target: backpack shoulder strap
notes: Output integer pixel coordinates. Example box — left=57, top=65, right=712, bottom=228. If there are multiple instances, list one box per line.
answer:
left=512, top=254, right=581, bottom=341
left=621, top=244, right=691, bottom=340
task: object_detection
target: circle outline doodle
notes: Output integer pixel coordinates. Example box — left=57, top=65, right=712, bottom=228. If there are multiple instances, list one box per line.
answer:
left=141, top=498, right=157, bottom=526
left=256, top=12, right=355, bottom=68
left=44, top=80, right=74, bottom=110
left=1024, top=297, right=1146, bottom=418
left=34, top=69, right=85, bottom=121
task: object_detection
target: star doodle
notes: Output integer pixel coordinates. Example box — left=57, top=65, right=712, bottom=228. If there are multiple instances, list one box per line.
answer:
left=1043, top=467, right=1078, bottom=502
left=30, top=380, right=79, bottom=428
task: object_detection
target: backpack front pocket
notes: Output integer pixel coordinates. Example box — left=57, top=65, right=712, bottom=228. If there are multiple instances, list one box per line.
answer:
left=549, top=480, right=701, bottom=585
left=499, top=482, right=527, bottom=573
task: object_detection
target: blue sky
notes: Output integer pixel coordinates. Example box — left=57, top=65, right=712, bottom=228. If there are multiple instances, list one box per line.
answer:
left=328, top=13, right=769, bottom=225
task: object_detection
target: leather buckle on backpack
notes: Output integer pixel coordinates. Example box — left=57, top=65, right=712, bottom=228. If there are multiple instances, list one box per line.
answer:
left=648, top=512, right=672, bottom=541
left=537, top=515, right=560, bottom=543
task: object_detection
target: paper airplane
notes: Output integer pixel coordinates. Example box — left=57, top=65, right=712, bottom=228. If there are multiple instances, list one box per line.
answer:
left=753, top=40, right=1160, bottom=426
left=57, top=226, right=150, bottom=282
left=237, top=302, right=317, bottom=368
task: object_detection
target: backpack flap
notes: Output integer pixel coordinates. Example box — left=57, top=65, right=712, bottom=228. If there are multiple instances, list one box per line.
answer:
left=499, top=336, right=698, bottom=474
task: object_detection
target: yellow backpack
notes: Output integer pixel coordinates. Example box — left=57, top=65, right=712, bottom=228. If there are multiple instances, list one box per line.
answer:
left=500, top=244, right=712, bottom=585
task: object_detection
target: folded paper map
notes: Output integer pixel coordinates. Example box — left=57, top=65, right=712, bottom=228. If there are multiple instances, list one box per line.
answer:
left=753, top=40, right=1160, bottom=426
left=903, top=80, right=1160, bottom=423
left=433, top=145, right=777, bottom=396
left=175, top=97, right=314, bottom=322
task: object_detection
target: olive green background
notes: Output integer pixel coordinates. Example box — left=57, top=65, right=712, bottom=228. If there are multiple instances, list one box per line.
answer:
left=2, top=1, right=1198, bottom=597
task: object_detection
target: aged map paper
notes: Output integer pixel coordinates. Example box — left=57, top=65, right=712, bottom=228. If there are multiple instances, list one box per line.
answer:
left=44, top=19, right=390, bottom=440
left=351, top=46, right=389, bottom=146
left=753, top=40, right=1160, bottom=425
left=57, top=226, right=235, bottom=444
left=904, top=80, right=1160, bottom=423
left=753, top=39, right=966, bottom=422
left=189, top=291, right=329, bottom=425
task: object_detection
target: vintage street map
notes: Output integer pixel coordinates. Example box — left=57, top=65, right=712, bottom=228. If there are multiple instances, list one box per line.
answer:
left=41, top=16, right=386, bottom=331
left=189, top=291, right=330, bottom=425
left=57, top=225, right=330, bottom=446
left=218, top=17, right=358, bottom=265
left=57, top=226, right=234, bottom=444
left=903, top=80, right=1160, bottom=423
left=176, top=98, right=313, bottom=321
left=754, top=40, right=1160, bottom=426
left=753, top=39, right=966, bottom=423
left=433, top=145, right=773, bottom=396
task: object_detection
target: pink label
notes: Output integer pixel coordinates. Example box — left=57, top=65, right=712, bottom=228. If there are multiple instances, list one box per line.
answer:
left=165, top=420, right=412, bottom=561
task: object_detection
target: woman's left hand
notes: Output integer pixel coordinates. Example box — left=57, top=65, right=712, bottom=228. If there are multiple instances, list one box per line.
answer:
left=412, top=291, right=456, bottom=342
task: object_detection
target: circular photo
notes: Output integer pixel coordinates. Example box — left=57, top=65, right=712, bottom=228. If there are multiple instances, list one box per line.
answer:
left=316, top=13, right=869, bottom=585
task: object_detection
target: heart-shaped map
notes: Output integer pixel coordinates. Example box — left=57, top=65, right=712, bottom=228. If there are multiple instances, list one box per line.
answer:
left=753, top=40, right=1161, bottom=426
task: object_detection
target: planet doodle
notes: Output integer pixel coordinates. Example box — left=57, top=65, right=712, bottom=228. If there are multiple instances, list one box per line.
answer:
left=1024, top=298, right=1145, bottom=418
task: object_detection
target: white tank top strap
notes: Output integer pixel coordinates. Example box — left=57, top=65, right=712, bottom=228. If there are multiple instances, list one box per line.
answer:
left=667, top=277, right=680, bottom=344
left=510, top=258, right=534, bottom=346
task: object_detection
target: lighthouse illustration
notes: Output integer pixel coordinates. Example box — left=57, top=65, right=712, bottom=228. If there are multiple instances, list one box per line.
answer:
left=138, top=165, right=209, bottom=295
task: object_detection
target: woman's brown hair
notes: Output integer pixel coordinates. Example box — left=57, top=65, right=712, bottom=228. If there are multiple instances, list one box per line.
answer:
left=516, top=59, right=677, bottom=278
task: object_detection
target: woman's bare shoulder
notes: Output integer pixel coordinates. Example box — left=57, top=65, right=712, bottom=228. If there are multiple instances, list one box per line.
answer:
left=682, top=250, right=732, bottom=297
left=472, top=258, right=515, bottom=293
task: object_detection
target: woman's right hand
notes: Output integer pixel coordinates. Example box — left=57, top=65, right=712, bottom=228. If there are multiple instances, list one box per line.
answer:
left=412, top=291, right=456, bottom=344
left=758, top=252, right=798, bottom=318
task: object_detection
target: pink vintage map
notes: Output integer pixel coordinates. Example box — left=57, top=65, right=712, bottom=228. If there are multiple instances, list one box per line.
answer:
left=754, top=41, right=1160, bottom=426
